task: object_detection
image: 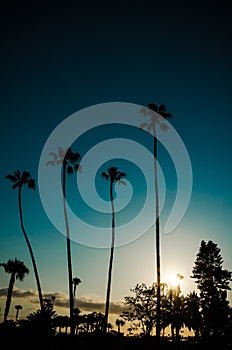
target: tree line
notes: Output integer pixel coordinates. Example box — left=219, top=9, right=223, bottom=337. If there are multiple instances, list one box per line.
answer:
left=1, top=239, right=232, bottom=347
left=121, top=240, right=232, bottom=345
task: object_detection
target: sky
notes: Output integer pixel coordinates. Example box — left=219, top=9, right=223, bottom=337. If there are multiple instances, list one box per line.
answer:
left=0, top=0, right=232, bottom=329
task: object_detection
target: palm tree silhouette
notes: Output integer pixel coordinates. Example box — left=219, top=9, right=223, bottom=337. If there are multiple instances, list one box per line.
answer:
left=15, top=304, right=22, bottom=321
left=115, top=318, right=125, bottom=334
left=140, top=103, right=172, bottom=346
left=47, top=147, right=81, bottom=335
left=5, top=170, right=44, bottom=313
left=101, top=166, right=126, bottom=332
left=0, top=259, right=29, bottom=322
left=73, top=277, right=81, bottom=308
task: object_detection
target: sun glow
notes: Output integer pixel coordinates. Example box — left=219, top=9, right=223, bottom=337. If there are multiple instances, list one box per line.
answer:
left=167, top=273, right=184, bottom=289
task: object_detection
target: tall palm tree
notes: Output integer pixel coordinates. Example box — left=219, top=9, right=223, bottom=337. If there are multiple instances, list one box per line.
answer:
left=140, top=103, right=172, bottom=347
left=15, top=304, right=22, bottom=321
left=101, top=166, right=126, bottom=332
left=47, top=146, right=81, bottom=335
left=0, top=259, right=29, bottom=322
left=5, top=170, right=44, bottom=313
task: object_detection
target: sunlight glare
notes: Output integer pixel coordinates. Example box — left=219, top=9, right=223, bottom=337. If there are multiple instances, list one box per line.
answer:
left=167, top=273, right=184, bottom=288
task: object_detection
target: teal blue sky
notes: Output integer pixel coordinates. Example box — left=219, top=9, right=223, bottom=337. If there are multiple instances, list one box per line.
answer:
left=0, top=1, right=232, bottom=321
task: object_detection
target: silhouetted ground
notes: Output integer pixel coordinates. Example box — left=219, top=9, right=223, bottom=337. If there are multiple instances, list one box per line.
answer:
left=2, top=334, right=232, bottom=350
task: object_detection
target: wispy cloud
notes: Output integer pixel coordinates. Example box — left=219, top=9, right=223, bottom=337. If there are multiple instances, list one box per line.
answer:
left=0, top=288, right=125, bottom=315
left=0, top=288, right=36, bottom=299
left=74, top=298, right=125, bottom=314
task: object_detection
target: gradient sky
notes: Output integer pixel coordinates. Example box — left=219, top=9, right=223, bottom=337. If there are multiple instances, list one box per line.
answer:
left=0, top=1, right=232, bottom=324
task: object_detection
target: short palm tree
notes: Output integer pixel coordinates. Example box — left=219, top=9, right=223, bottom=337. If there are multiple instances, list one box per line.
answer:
left=107, top=322, right=113, bottom=333
left=101, top=166, right=126, bottom=332
left=73, top=277, right=81, bottom=308
left=47, top=146, right=81, bottom=335
left=5, top=170, right=44, bottom=313
left=140, top=103, right=172, bottom=346
left=115, top=318, right=125, bottom=334
left=15, top=304, right=22, bottom=321
left=0, top=259, right=29, bottom=322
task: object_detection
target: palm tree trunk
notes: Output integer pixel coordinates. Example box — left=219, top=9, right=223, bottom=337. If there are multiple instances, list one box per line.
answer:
left=104, top=179, right=115, bottom=332
left=15, top=309, right=19, bottom=321
left=176, top=326, right=180, bottom=344
left=3, top=273, right=15, bottom=322
left=62, top=162, right=74, bottom=335
left=153, top=130, right=161, bottom=348
left=18, top=186, right=44, bottom=313
left=73, top=285, right=76, bottom=308
left=171, top=325, right=175, bottom=344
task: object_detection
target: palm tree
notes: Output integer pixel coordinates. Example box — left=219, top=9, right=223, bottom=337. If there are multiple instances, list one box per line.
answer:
left=115, top=318, right=125, bottom=334
left=5, top=170, right=44, bottom=313
left=73, top=277, right=81, bottom=307
left=164, top=287, right=187, bottom=345
left=140, top=103, right=172, bottom=347
left=47, top=146, right=81, bottom=335
left=101, top=167, right=126, bottom=332
left=0, top=259, right=29, bottom=322
left=15, top=304, right=22, bottom=321
left=107, top=322, right=113, bottom=333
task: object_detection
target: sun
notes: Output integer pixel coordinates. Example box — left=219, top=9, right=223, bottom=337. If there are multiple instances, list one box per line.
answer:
left=167, top=273, right=179, bottom=287
left=167, top=273, right=184, bottom=288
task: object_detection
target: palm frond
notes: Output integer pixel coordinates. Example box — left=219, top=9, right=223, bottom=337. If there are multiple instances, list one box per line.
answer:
left=64, top=147, right=72, bottom=160
left=144, top=103, right=173, bottom=132
left=72, top=152, right=81, bottom=163
left=139, top=106, right=148, bottom=116
left=120, top=172, right=127, bottom=178
left=148, top=103, right=158, bottom=112
left=46, top=160, right=55, bottom=167
left=14, top=170, right=21, bottom=181
left=21, top=171, right=31, bottom=182
left=28, top=178, right=36, bottom=190
left=56, top=159, right=63, bottom=165
left=159, top=104, right=166, bottom=114
left=160, top=123, right=169, bottom=131
left=5, top=174, right=17, bottom=182
left=58, top=146, right=65, bottom=159
left=139, top=122, right=148, bottom=130
left=165, top=112, right=172, bottom=119
left=73, top=277, right=81, bottom=285
left=147, top=123, right=153, bottom=133
left=101, top=172, right=109, bottom=180
left=118, top=179, right=126, bottom=185
left=74, top=164, right=82, bottom=172
left=108, top=167, right=118, bottom=178
left=48, top=152, right=58, bottom=160
left=116, top=172, right=126, bottom=182
left=12, top=182, right=20, bottom=189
